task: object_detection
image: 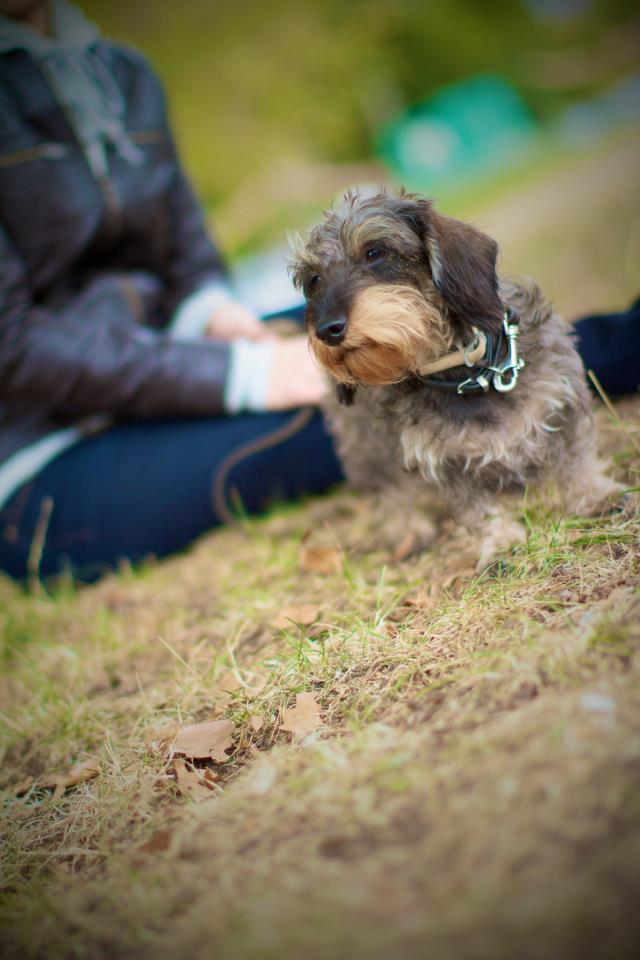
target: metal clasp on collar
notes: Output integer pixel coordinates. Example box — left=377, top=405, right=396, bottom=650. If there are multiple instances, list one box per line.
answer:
left=456, top=372, right=490, bottom=395
left=493, top=310, right=525, bottom=393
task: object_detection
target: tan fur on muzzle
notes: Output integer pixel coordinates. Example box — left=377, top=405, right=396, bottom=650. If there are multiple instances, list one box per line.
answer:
left=311, top=285, right=452, bottom=386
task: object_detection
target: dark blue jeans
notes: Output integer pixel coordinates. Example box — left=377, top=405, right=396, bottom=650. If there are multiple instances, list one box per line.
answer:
left=575, top=296, right=640, bottom=396
left=0, top=408, right=342, bottom=582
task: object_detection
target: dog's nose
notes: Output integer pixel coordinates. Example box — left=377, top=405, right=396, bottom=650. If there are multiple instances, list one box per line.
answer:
left=316, top=316, right=347, bottom=345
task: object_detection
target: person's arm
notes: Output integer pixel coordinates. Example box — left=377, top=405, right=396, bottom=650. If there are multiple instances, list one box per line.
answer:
left=0, top=226, right=328, bottom=416
left=0, top=224, right=231, bottom=418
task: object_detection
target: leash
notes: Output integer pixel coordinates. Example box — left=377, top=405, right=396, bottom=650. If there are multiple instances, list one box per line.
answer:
left=416, top=308, right=525, bottom=396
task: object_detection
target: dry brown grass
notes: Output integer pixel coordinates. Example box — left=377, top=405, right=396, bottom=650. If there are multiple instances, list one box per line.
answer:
left=1, top=130, right=640, bottom=960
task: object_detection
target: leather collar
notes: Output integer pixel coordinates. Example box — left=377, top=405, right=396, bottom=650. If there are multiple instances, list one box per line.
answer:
left=415, top=308, right=525, bottom=396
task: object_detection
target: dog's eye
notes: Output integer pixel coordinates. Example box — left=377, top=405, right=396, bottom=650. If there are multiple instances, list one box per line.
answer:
left=365, top=247, right=386, bottom=264
left=305, top=274, right=321, bottom=296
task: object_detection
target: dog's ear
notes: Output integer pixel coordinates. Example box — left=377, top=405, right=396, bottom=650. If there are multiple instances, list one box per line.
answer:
left=336, top=383, right=357, bottom=406
left=409, top=201, right=503, bottom=332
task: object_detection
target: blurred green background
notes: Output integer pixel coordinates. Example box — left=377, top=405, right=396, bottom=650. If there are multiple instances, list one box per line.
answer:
left=85, top=0, right=640, bottom=257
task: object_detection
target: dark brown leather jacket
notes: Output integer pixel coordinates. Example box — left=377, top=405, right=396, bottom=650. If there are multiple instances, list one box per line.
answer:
left=0, top=40, right=231, bottom=464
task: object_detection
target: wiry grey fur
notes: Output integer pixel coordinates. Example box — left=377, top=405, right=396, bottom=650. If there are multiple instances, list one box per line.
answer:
left=291, top=189, right=622, bottom=568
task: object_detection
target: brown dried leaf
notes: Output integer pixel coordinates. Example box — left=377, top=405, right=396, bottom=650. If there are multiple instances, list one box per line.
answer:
left=299, top=544, right=342, bottom=575
left=217, top=670, right=244, bottom=694
left=171, top=719, right=234, bottom=762
left=249, top=715, right=264, bottom=733
left=397, top=592, right=436, bottom=620
left=145, top=724, right=178, bottom=754
left=217, top=671, right=266, bottom=700
left=440, top=556, right=476, bottom=590
left=72, top=758, right=100, bottom=781
left=392, top=531, right=419, bottom=562
left=272, top=603, right=320, bottom=629
left=138, top=829, right=172, bottom=854
left=246, top=678, right=267, bottom=699
left=33, top=758, right=101, bottom=800
left=280, top=692, right=322, bottom=740
left=402, top=591, right=434, bottom=610
left=173, top=759, right=215, bottom=803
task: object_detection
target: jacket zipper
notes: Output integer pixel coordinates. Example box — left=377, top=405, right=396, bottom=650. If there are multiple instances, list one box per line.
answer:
left=95, top=131, right=164, bottom=247
left=96, top=173, right=122, bottom=248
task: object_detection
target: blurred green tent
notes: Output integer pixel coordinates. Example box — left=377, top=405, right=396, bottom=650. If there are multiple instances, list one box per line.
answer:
left=377, top=74, right=540, bottom=191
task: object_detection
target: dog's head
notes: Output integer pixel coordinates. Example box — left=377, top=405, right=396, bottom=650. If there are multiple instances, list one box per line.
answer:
left=290, top=189, right=503, bottom=401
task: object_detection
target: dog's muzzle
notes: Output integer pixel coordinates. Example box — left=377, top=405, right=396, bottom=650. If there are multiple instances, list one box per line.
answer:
left=315, top=315, right=347, bottom=345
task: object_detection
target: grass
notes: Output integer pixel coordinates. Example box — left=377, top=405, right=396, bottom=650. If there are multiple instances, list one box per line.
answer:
left=1, top=133, right=640, bottom=959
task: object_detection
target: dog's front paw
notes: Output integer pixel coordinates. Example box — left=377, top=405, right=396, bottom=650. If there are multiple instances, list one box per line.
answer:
left=576, top=483, right=633, bottom=518
left=475, top=514, right=527, bottom=573
left=561, top=459, right=628, bottom=518
left=388, top=513, right=438, bottom=561
left=363, top=504, right=437, bottom=560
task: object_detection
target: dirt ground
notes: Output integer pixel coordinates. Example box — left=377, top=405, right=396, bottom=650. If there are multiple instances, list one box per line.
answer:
left=1, top=129, right=640, bottom=960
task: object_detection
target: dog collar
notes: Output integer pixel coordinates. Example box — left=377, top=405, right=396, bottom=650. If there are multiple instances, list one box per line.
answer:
left=416, top=309, right=525, bottom=396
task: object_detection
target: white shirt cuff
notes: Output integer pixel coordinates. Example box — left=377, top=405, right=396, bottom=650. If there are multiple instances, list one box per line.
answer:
left=224, top=339, right=275, bottom=413
left=169, top=282, right=235, bottom=341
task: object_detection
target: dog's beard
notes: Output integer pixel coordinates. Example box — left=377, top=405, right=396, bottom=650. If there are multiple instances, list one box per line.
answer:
left=311, top=284, right=453, bottom=386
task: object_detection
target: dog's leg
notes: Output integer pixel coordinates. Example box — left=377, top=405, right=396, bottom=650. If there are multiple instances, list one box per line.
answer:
left=476, top=511, right=527, bottom=572
left=371, top=478, right=438, bottom=558
left=457, top=498, right=527, bottom=572
left=562, top=457, right=625, bottom=517
left=557, top=428, right=626, bottom=517
left=322, top=389, right=438, bottom=557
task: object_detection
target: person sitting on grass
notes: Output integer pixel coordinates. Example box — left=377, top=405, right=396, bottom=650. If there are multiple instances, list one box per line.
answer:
left=0, top=0, right=340, bottom=583
left=0, top=1, right=636, bottom=584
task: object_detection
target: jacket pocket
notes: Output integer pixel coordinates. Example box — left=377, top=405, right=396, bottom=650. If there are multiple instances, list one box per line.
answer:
left=129, top=129, right=168, bottom=146
left=0, top=142, right=71, bottom=169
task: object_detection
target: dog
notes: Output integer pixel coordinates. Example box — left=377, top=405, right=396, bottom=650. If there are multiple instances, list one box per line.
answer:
left=290, top=188, right=622, bottom=569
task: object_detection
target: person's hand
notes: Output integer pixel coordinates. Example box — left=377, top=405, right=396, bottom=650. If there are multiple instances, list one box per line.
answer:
left=204, top=301, right=272, bottom=342
left=265, top=335, right=330, bottom=410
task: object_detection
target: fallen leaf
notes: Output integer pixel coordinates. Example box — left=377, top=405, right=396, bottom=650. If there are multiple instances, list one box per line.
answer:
left=280, top=692, right=322, bottom=740
left=173, top=759, right=216, bottom=803
left=171, top=719, right=234, bottom=762
left=402, top=591, right=434, bottom=610
left=138, top=829, right=172, bottom=854
left=249, top=715, right=264, bottom=733
left=440, top=556, right=476, bottom=590
left=392, top=532, right=418, bottom=562
left=246, top=679, right=267, bottom=698
left=299, top=545, right=342, bottom=575
left=217, top=670, right=244, bottom=694
left=217, top=671, right=266, bottom=700
left=27, top=758, right=101, bottom=801
left=62, top=758, right=100, bottom=785
left=272, top=603, right=320, bottom=629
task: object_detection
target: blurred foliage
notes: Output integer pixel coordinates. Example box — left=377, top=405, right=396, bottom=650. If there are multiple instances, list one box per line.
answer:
left=85, top=0, right=638, bottom=218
